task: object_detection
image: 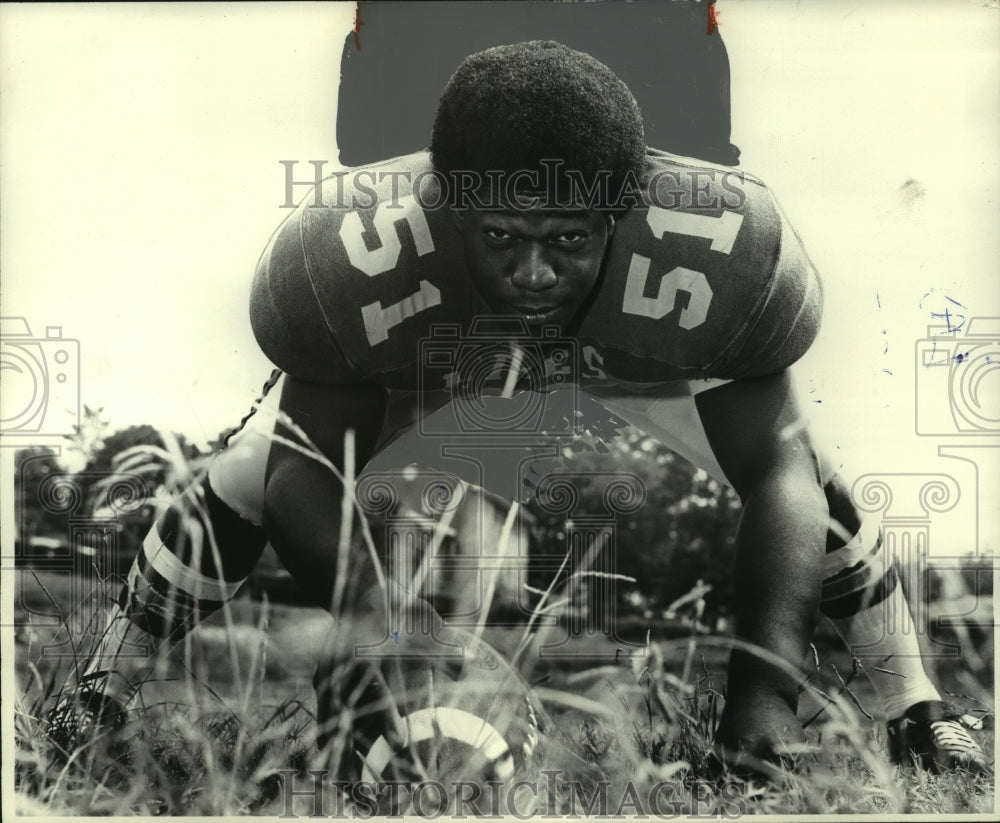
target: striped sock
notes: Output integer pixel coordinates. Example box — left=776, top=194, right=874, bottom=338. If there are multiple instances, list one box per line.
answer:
left=84, top=474, right=267, bottom=695
left=821, top=517, right=940, bottom=721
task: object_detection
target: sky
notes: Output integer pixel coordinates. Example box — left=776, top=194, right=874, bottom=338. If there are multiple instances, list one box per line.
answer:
left=1, top=0, right=997, bottom=553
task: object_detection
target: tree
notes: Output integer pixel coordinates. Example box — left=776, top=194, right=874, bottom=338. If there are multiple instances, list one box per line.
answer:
left=524, top=424, right=742, bottom=624
left=73, top=424, right=203, bottom=574
left=79, top=425, right=202, bottom=502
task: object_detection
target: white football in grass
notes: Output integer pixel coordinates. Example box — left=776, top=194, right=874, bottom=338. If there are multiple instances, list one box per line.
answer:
left=313, top=595, right=544, bottom=807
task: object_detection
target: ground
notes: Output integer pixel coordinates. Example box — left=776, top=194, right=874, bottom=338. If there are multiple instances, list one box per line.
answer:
left=11, top=570, right=996, bottom=816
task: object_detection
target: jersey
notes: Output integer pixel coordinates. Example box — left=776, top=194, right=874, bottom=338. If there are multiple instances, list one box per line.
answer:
left=250, top=149, right=822, bottom=395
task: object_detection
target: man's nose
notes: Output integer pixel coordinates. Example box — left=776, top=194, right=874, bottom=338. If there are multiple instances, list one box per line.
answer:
left=511, top=244, right=557, bottom=291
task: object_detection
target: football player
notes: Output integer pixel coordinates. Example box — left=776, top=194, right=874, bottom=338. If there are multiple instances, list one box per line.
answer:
left=77, top=41, right=987, bottom=774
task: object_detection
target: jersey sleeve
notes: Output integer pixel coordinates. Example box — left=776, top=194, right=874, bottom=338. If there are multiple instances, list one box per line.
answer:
left=706, top=199, right=823, bottom=380
left=250, top=209, right=363, bottom=384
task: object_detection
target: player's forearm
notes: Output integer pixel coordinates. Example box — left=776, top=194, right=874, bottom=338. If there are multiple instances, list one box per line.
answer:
left=263, top=456, right=354, bottom=608
left=262, top=379, right=388, bottom=609
left=727, top=465, right=827, bottom=706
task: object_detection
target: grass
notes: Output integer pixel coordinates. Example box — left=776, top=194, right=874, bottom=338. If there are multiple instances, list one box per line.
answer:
left=12, top=568, right=996, bottom=816
left=10, top=425, right=997, bottom=816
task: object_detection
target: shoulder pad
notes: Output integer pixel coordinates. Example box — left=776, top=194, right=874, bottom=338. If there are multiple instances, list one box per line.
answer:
left=577, top=151, right=820, bottom=381
left=250, top=153, right=478, bottom=384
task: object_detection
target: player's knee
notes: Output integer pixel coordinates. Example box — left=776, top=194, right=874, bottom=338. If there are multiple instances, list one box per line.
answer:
left=206, top=371, right=283, bottom=526
left=207, top=431, right=272, bottom=527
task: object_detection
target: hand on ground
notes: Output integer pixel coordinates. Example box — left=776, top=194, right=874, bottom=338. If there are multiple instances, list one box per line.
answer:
left=713, top=688, right=805, bottom=777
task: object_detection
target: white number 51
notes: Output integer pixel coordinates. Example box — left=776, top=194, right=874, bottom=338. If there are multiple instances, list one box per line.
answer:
left=622, top=207, right=743, bottom=330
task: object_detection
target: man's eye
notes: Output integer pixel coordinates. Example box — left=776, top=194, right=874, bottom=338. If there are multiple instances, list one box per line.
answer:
left=556, top=231, right=587, bottom=244
left=483, top=228, right=513, bottom=242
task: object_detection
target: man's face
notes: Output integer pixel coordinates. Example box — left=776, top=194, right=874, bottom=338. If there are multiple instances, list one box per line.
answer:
left=457, top=206, right=614, bottom=331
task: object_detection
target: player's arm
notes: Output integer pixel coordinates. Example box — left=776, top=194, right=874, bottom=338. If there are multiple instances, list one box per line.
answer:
left=262, top=375, right=389, bottom=607
left=250, top=189, right=398, bottom=607
left=695, top=369, right=827, bottom=729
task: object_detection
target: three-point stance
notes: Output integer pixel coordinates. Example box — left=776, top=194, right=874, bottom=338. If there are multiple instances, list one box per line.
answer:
left=84, top=42, right=988, bottom=775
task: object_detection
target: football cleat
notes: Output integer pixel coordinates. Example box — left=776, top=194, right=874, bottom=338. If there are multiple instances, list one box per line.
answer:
left=886, top=700, right=992, bottom=774
left=44, top=685, right=128, bottom=758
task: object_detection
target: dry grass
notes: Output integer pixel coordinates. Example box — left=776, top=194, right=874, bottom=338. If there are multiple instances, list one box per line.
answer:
left=13, top=567, right=995, bottom=816
left=11, top=423, right=996, bottom=816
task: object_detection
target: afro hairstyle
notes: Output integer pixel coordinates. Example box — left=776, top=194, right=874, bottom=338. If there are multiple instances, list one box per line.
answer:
left=430, top=41, right=646, bottom=209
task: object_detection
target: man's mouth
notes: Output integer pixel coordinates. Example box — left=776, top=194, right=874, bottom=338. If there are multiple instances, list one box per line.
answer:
left=508, top=304, right=564, bottom=324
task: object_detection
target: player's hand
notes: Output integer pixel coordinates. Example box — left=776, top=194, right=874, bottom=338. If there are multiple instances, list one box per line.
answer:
left=713, top=687, right=805, bottom=777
